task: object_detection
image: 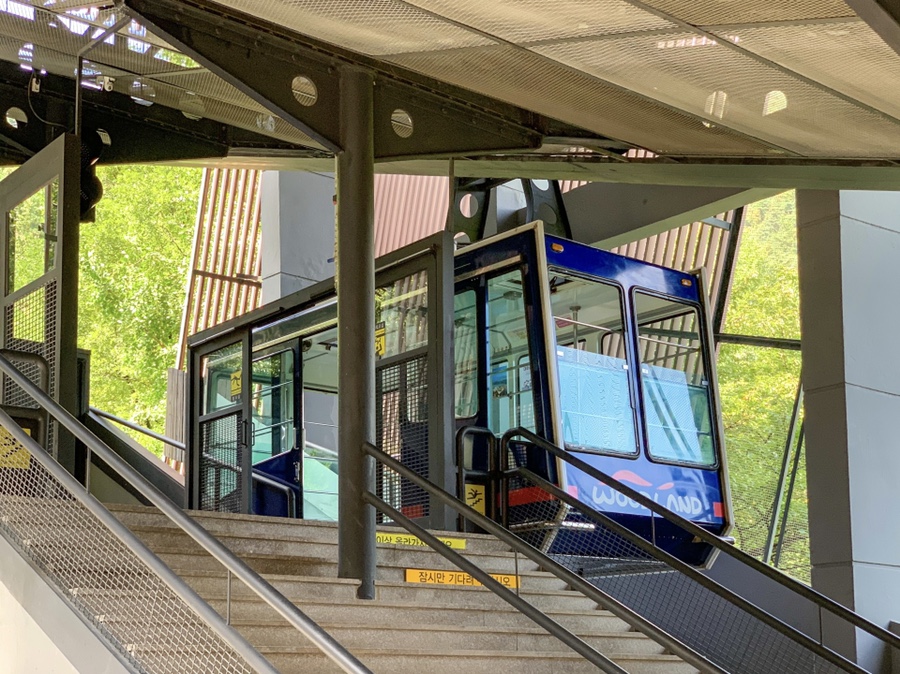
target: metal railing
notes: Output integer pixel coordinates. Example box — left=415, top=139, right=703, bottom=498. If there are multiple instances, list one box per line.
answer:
left=202, top=451, right=299, bottom=519
left=0, top=353, right=370, bottom=674
left=89, top=408, right=298, bottom=518
left=362, top=440, right=726, bottom=674
left=90, top=406, right=185, bottom=451
left=500, top=426, right=900, bottom=674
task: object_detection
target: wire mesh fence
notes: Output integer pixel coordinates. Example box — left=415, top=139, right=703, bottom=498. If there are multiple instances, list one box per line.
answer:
left=508, top=465, right=846, bottom=674
left=375, top=435, right=867, bottom=674
left=0, top=423, right=256, bottom=674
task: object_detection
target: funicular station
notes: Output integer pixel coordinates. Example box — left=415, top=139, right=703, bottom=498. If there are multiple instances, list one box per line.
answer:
left=2, top=1, right=900, bottom=673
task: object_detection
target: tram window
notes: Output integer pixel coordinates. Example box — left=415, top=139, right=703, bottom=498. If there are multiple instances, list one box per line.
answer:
left=486, top=270, right=535, bottom=434
left=517, top=356, right=535, bottom=429
left=454, top=289, right=478, bottom=418
left=301, top=325, right=339, bottom=521
left=376, top=272, right=427, bottom=360
left=251, top=350, right=294, bottom=465
left=633, top=292, right=716, bottom=467
left=201, top=341, right=242, bottom=415
left=549, top=272, right=636, bottom=455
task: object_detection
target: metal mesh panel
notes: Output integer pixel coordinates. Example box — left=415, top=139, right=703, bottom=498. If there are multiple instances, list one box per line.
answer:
left=406, top=0, right=675, bottom=44
left=640, top=0, right=855, bottom=26
left=532, top=31, right=900, bottom=158
left=0, top=6, right=318, bottom=149
left=714, top=20, right=900, bottom=121
left=387, top=44, right=775, bottom=156
left=4, top=280, right=57, bottom=452
left=199, top=412, right=243, bottom=513
left=376, top=355, right=429, bottom=520
left=508, top=469, right=847, bottom=674
left=0, top=6, right=185, bottom=78
left=212, top=0, right=494, bottom=55
left=0, top=426, right=253, bottom=674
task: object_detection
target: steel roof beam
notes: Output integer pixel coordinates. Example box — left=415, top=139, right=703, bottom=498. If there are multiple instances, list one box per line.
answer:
left=0, top=63, right=317, bottom=165
left=123, top=0, right=572, bottom=160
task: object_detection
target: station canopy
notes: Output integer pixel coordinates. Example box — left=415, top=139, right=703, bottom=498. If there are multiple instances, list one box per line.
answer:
left=3, top=0, right=900, bottom=176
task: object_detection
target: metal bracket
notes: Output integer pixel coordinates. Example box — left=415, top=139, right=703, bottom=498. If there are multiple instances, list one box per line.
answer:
left=0, top=62, right=320, bottom=165
left=124, top=0, right=545, bottom=159
left=520, top=179, right=572, bottom=239
left=449, top=177, right=505, bottom=242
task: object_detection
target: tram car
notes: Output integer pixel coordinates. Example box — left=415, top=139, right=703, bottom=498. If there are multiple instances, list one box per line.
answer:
left=190, top=222, right=731, bottom=566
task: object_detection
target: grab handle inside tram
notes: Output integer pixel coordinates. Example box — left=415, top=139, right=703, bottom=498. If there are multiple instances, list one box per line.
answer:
left=455, top=426, right=502, bottom=529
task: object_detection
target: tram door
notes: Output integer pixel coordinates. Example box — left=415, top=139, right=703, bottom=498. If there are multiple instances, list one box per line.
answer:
left=248, top=341, right=300, bottom=517
left=191, top=329, right=253, bottom=513
left=454, top=254, right=549, bottom=525
left=298, top=324, right=339, bottom=520
left=249, top=324, right=340, bottom=521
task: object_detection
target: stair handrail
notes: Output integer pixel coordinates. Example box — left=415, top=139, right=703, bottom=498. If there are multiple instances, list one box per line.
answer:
left=0, top=353, right=371, bottom=674
left=89, top=406, right=186, bottom=450
left=501, top=426, right=900, bottom=662
left=361, top=440, right=727, bottom=674
left=200, top=450, right=299, bottom=519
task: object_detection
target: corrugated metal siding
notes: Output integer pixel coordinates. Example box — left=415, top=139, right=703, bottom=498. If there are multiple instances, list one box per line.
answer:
left=175, top=168, right=263, bottom=369
left=375, top=174, right=448, bottom=256
left=610, top=212, right=735, bottom=308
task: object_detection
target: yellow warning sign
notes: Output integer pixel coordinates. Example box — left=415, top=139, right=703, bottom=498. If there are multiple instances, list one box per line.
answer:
left=405, top=568, right=519, bottom=589
left=464, top=483, right=486, bottom=515
left=0, top=427, right=30, bottom=469
left=374, top=322, right=386, bottom=358
left=230, top=370, right=241, bottom=398
left=377, top=532, right=466, bottom=550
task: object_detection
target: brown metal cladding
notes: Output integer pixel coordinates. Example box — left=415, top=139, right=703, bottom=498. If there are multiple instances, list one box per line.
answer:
left=375, top=174, right=449, bottom=257
left=175, top=167, right=262, bottom=370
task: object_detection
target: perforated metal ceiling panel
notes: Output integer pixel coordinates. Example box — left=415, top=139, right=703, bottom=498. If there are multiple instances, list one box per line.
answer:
left=4, top=0, right=900, bottom=164
left=0, top=2, right=320, bottom=149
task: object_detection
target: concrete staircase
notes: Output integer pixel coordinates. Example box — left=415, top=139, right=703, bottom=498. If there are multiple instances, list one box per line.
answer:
left=109, top=504, right=699, bottom=674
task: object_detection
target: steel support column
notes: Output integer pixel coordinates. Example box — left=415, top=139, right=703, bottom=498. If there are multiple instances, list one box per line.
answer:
left=336, top=67, right=376, bottom=599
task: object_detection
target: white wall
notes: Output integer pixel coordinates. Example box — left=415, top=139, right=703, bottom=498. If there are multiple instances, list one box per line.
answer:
left=0, top=534, right=130, bottom=674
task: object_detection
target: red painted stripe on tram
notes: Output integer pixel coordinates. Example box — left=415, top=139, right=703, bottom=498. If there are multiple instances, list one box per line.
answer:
left=509, top=486, right=557, bottom=507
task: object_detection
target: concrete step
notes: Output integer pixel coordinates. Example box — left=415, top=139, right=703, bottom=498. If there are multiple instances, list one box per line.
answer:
left=94, top=504, right=699, bottom=673
left=177, top=569, right=593, bottom=612
left=152, top=550, right=563, bottom=589
left=258, top=647, right=698, bottom=674
left=234, top=620, right=665, bottom=655
left=107, top=503, right=511, bottom=554
left=127, top=526, right=539, bottom=573
left=201, top=596, right=632, bottom=633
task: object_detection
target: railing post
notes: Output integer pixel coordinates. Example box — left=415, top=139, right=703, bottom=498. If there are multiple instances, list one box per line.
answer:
left=335, top=65, right=376, bottom=600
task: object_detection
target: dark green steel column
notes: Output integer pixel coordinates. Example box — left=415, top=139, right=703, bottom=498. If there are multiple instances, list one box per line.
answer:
left=335, top=66, right=376, bottom=599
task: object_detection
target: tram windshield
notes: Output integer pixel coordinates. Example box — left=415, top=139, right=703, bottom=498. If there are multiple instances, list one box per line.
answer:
left=633, top=293, right=716, bottom=467
left=549, top=272, right=637, bottom=455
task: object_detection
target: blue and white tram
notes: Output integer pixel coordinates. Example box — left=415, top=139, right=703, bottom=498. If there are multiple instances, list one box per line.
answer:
left=453, top=224, right=731, bottom=566
left=190, top=222, right=731, bottom=566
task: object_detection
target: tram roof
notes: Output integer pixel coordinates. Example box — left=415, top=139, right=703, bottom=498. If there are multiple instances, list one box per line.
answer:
left=4, top=0, right=900, bottom=186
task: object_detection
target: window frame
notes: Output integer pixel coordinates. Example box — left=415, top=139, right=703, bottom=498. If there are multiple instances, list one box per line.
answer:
left=630, top=288, right=719, bottom=470
left=547, top=267, right=640, bottom=459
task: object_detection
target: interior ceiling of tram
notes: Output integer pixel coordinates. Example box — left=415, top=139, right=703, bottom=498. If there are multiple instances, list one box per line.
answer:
left=4, top=0, right=900, bottom=188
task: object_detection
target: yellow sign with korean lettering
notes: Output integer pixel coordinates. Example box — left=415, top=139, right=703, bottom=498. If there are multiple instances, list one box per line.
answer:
left=376, top=532, right=466, bottom=550
left=405, top=568, right=519, bottom=589
left=374, top=322, right=386, bottom=358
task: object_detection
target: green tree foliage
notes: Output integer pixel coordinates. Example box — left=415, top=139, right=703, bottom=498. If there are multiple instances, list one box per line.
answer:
left=0, top=164, right=197, bottom=454
left=717, top=191, right=810, bottom=581
left=79, top=164, right=200, bottom=455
